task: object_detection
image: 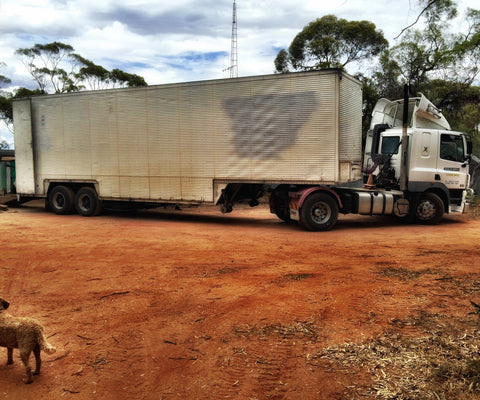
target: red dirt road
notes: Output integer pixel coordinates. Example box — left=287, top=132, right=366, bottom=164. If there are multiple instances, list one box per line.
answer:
left=0, top=202, right=479, bottom=399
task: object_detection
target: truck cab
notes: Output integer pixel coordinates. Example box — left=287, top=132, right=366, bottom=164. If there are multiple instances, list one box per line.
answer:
left=364, top=94, right=472, bottom=216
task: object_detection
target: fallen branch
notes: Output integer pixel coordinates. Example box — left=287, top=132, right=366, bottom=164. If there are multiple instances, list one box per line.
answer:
left=99, top=291, right=130, bottom=300
left=77, top=334, right=94, bottom=341
left=63, top=388, right=80, bottom=394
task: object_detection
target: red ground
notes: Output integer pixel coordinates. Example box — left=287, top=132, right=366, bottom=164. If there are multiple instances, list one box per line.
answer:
left=0, top=201, right=479, bottom=399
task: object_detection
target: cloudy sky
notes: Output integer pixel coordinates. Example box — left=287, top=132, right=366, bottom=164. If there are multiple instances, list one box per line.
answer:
left=0, top=0, right=478, bottom=146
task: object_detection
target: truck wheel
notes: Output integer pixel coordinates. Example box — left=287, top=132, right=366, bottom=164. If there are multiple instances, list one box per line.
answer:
left=74, top=187, right=102, bottom=216
left=300, top=192, right=338, bottom=231
left=48, top=185, right=75, bottom=215
left=271, top=190, right=291, bottom=222
left=415, top=192, right=444, bottom=224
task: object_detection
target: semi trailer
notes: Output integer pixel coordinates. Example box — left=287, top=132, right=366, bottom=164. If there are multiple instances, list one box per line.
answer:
left=12, top=69, right=472, bottom=230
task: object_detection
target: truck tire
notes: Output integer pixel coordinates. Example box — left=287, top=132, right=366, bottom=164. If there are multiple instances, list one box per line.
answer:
left=415, top=192, right=444, bottom=224
left=300, top=192, right=338, bottom=231
left=271, top=190, right=291, bottom=222
left=74, top=187, right=102, bottom=216
left=48, top=185, right=75, bottom=215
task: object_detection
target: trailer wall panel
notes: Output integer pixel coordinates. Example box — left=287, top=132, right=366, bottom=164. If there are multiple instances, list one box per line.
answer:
left=14, top=70, right=362, bottom=203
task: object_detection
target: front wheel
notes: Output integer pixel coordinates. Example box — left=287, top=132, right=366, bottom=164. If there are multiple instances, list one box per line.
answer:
left=415, top=192, right=444, bottom=224
left=74, top=187, right=102, bottom=216
left=300, top=192, right=339, bottom=231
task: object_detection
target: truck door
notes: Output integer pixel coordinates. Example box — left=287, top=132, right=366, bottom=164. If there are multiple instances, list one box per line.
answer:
left=436, top=133, right=469, bottom=192
left=375, top=134, right=401, bottom=186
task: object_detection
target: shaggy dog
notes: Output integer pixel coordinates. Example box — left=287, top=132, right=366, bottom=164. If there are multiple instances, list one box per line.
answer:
left=0, top=298, right=56, bottom=383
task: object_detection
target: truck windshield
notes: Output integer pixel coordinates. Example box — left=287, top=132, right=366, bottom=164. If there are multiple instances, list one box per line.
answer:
left=440, top=134, right=465, bottom=162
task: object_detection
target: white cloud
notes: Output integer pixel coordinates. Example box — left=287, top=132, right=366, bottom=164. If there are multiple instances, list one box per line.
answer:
left=1, top=0, right=477, bottom=86
left=0, top=1, right=477, bottom=90
left=0, top=0, right=477, bottom=148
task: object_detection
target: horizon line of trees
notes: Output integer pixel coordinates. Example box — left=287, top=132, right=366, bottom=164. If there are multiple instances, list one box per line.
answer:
left=0, top=42, right=147, bottom=146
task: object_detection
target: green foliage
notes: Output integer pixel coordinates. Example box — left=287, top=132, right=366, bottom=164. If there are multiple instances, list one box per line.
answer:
left=0, top=93, right=12, bottom=123
left=274, top=49, right=290, bottom=74
left=0, top=62, right=12, bottom=132
left=0, top=87, right=43, bottom=130
left=274, top=15, right=388, bottom=73
left=0, top=62, right=12, bottom=88
left=373, top=2, right=479, bottom=95
left=15, top=42, right=75, bottom=93
left=71, top=54, right=113, bottom=90
left=354, top=74, right=381, bottom=135
left=371, top=50, right=404, bottom=100
left=421, top=0, right=457, bottom=24
left=388, top=27, right=454, bottom=93
left=450, top=8, right=480, bottom=85
left=110, top=69, right=147, bottom=87
left=70, top=55, right=147, bottom=90
left=0, top=75, right=11, bottom=86
left=364, top=2, right=480, bottom=154
left=2, top=42, right=148, bottom=137
left=15, top=41, right=147, bottom=94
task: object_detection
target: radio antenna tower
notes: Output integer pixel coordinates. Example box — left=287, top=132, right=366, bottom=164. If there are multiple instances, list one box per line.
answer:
left=228, top=0, right=238, bottom=78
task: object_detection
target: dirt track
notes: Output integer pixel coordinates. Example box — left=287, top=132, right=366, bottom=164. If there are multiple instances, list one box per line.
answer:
left=1, top=201, right=479, bottom=399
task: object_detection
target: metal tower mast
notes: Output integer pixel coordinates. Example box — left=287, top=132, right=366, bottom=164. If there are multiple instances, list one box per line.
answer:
left=229, top=0, right=238, bottom=78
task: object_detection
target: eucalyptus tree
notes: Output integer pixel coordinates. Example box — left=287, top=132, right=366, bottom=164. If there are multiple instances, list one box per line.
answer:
left=0, top=62, right=12, bottom=132
left=15, top=42, right=76, bottom=93
left=15, top=41, right=147, bottom=94
left=274, top=15, right=388, bottom=73
left=375, top=0, right=480, bottom=95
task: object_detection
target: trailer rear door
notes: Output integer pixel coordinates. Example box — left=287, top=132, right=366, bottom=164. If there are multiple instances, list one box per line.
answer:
left=13, top=99, right=36, bottom=195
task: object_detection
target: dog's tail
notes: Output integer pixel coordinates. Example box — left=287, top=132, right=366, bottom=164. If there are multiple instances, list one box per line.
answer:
left=41, top=339, right=56, bottom=354
left=37, top=327, right=56, bottom=354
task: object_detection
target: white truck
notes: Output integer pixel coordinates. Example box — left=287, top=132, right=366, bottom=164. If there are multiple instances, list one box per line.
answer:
left=12, top=69, right=472, bottom=230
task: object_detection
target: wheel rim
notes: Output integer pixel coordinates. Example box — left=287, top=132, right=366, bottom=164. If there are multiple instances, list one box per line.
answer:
left=310, top=201, right=331, bottom=224
left=53, top=194, right=65, bottom=209
left=78, top=194, right=91, bottom=213
left=416, top=200, right=436, bottom=221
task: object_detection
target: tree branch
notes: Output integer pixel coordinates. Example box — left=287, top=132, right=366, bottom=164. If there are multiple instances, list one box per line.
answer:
left=394, top=0, right=437, bottom=40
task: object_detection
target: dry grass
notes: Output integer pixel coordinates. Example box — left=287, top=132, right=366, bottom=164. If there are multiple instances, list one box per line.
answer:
left=311, top=312, right=480, bottom=399
left=376, top=266, right=438, bottom=281
left=467, top=196, right=480, bottom=218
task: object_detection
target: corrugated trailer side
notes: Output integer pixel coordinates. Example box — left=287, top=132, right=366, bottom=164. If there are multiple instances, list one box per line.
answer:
left=14, top=69, right=362, bottom=206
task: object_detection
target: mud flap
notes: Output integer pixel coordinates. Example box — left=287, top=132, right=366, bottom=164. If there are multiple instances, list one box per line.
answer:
left=289, top=192, right=301, bottom=221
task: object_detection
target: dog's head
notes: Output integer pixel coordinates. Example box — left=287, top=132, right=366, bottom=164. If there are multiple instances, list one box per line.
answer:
left=0, top=298, right=10, bottom=311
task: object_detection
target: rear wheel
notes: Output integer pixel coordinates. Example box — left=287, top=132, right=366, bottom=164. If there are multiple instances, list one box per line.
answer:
left=300, top=192, right=338, bottom=231
left=415, top=192, right=444, bottom=224
left=48, top=185, right=75, bottom=215
left=74, top=187, right=102, bottom=216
